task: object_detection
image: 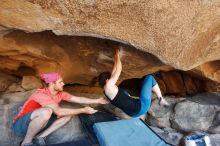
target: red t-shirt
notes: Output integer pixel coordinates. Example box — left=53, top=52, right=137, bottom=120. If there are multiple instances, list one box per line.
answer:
left=13, top=88, right=71, bottom=122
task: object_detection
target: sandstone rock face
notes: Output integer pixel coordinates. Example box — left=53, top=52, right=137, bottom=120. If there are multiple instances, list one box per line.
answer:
left=6, top=82, right=25, bottom=93
left=182, top=74, right=198, bottom=94
left=193, top=60, right=220, bottom=83
left=0, top=30, right=169, bottom=85
left=0, top=72, right=20, bottom=92
left=159, top=71, right=186, bottom=94
left=21, top=76, right=42, bottom=90
left=0, top=30, right=218, bottom=90
left=120, top=71, right=219, bottom=96
left=0, top=0, right=219, bottom=85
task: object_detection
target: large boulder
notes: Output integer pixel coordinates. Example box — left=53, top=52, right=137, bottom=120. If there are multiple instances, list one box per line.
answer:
left=171, top=100, right=220, bottom=132
left=0, top=103, right=23, bottom=146
left=0, top=0, right=219, bottom=85
left=46, top=116, right=86, bottom=145
left=0, top=102, right=86, bottom=146
left=147, top=97, right=184, bottom=128
left=147, top=93, right=220, bottom=134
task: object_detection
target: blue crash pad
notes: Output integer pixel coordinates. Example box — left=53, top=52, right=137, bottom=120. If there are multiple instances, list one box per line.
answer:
left=93, top=119, right=172, bottom=146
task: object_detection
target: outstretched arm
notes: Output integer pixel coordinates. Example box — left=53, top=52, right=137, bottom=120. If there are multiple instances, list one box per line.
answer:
left=67, top=95, right=109, bottom=104
left=46, top=103, right=97, bottom=117
left=108, top=48, right=122, bottom=85
left=111, top=49, right=118, bottom=75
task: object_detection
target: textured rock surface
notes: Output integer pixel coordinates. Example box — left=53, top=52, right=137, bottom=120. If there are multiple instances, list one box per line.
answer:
left=0, top=72, right=20, bottom=92
left=0, top=102, right=86, bottom=146
left=0, top=30, right=169, bottom=85
left=151, top=126, right=183, bottom=146
left=209, top=134, right=220, bottom=146
left=46, top=116, right=86, bottom=145
left=21, top=76, right=42, bottom=90
left=1, top=90, right=35, bottom=103
left=209, top=125, right=220, bottom=134
left=193, top=60, right=220, bottom=83
left=120, top=71, right=219, bottom=96
left=208, top=111, right=220, bottom=134
left=171, top=100, right=220, bottom=132
left=6, top=82, right=25, bottom=93
left=147, top=97, right=184, bottom=128
left=159, top=71, right=186, bottom=94
left=0, top=0, right=219, bottom=84
left=147, top=93, right=220, bottom=133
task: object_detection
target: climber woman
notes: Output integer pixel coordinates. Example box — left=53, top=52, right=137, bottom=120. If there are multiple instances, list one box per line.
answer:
left=99, top=48, right=170, bottom=118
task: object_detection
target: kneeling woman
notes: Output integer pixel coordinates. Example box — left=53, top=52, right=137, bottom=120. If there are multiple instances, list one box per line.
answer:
left=99, top=49, right=170, bottom=118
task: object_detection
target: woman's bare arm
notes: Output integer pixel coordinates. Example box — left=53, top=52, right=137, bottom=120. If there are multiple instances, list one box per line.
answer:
left=108, top=48, right=122, bottom=85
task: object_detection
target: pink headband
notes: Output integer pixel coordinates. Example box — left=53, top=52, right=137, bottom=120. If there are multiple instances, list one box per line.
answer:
left=40, top=72, right=61, bottom=84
